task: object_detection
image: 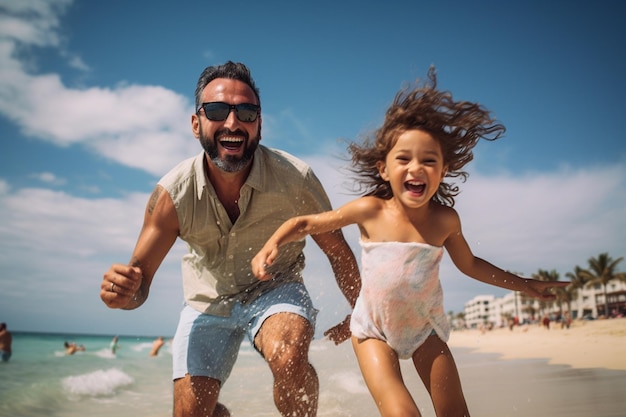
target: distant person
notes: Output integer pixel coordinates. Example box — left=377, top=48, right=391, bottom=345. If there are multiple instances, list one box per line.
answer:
left=150, top=336, right=164, bottom=357
left=100, top=61, right=359, bottom=417
left=110, top=336, right=119, bottom=354
left=0, top=322, right=12, bottom=362
left=561, top=312, right=572, bottom=329
left=64, top=341, right=85, bottom=355
left=252, top=67, right=570, bottom=417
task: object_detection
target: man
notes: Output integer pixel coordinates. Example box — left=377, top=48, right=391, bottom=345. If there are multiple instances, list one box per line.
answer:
left=0, top=322, right=11, bottom=362
left=100, top=61, right=359, bottom=417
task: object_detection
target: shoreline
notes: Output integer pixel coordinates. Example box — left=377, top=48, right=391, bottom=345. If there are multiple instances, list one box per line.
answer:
left=448, top=316, right=626, bottom=371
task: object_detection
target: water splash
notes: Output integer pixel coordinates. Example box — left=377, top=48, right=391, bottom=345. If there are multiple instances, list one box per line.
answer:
left=62, top=368, right=133, bottom=397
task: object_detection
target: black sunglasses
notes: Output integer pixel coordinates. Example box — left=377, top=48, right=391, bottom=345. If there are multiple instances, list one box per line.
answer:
left=197, top=102, right=260, bottom=122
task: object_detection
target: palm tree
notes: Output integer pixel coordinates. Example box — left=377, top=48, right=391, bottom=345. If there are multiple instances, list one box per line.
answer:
left=580, top=253, right=626, bottom=317
left=563, top=266, right=587, bottom=317
left=554, top=284, right=576, bottom=318
left=531, top=269, right=561, bottom=317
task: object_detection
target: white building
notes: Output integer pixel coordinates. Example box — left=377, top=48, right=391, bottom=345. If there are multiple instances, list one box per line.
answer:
left=463, top=295, right=496, bottom=329
left=570, top=280, right=626, bottom=319
left=462, top=279, right=626, bottom=328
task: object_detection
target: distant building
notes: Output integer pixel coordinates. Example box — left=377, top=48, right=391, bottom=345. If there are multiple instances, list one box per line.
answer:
left=461, top=280, right=626, bottom=328
left=571, top=280, right=626, bottom=319
left=463, top=295, right=496, bottom=329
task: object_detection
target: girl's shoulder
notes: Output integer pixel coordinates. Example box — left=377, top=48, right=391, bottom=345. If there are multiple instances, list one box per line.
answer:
left=429, top=202, right=461, bottom=227
left=336, top=196, right=387, bottom=225
left=344, top=195, right=386, bottom=211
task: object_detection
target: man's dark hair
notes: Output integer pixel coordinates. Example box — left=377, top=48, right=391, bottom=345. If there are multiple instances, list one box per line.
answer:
left=195, top=61, right=261, bottom=110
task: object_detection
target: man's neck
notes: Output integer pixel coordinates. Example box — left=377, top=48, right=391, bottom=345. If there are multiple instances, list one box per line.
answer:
left=204, top=156, right=251, bottom=191
left=204, top=156, right=253, bottom=223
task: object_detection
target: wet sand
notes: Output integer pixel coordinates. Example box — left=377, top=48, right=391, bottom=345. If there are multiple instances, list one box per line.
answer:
left=441, top=318, right=626, bottom=416
left=218, top=319, right=626, bottom=416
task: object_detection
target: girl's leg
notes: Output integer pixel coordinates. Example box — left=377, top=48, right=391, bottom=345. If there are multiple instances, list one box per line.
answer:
left=412, top=335, right=470, bottom=417
left=352, top=336, right=422, bottom=417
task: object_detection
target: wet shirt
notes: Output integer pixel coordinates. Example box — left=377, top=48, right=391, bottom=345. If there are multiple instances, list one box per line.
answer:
left=350, top=240, right=451, bottom=359
left=159, top=146, right=331, bottom=316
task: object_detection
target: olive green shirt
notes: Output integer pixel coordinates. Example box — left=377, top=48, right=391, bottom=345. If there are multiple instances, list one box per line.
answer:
left=158, top=145, right=332, bottom=316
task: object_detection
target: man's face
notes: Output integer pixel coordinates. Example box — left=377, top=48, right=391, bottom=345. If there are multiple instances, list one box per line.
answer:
left=192, top=78, right=261, bottom=173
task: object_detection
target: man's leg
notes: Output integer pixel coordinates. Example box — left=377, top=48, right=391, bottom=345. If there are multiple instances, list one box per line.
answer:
left=254, top=312, right=319, bottom=417
left=173, top=375, right=230, bottom=417
left=172, top=305, right=243, bottom=417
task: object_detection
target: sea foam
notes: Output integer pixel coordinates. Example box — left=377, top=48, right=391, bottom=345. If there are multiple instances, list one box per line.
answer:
left=62, top=368, right=134, bottom=397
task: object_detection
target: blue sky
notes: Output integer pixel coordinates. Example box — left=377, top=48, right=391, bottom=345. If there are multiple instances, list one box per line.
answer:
left=1, top=0, right=625, bottom=337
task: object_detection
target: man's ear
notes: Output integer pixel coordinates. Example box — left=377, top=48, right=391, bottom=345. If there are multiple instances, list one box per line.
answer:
left=377, top=160, right=389, bottom=181
left=191, top=114, right=200, bottom=139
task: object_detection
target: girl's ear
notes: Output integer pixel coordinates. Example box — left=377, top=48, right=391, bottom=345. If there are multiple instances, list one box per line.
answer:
left=377, top=160, right=389, bottom=181
left=440, top=165, right=449, bottom=182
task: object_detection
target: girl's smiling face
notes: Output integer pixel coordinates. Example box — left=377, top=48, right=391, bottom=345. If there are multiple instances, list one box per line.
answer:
left=377, top=129, right=447, bottom=208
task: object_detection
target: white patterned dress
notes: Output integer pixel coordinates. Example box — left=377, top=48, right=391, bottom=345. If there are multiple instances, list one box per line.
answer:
left=350, top=240, right=450, bottom=359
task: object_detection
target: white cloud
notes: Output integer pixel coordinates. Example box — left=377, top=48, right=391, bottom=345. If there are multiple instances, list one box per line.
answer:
left=0, top=179, right=9, bottom=194
left=456, top=165, right=626, bottom=272
left=0, top=0, right=71, bottom=47
left=0, top=185, right=186, bottom=335
left=0, top=0, right=197, bottom=177
left=31, top=172, right=66, bottom=186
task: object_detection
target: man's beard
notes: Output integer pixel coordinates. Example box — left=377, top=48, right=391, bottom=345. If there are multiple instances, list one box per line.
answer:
left=199, top=127, right=260, bottom=173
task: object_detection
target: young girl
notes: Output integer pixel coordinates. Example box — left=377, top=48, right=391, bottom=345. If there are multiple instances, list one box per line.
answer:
left=251, top=68, right=568, bottom=417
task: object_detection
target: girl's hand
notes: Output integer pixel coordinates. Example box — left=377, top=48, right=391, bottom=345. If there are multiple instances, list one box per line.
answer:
left=323, top=314, right=351, bottom=345
left=251, top=245, right=279, bottom=281
left=524, top=279, right=570, bottom=299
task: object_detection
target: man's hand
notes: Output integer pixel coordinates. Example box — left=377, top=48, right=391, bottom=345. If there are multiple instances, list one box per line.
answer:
left=323, top=314, right=351, bottom=345
left=101, top=264, right=143, bottom=309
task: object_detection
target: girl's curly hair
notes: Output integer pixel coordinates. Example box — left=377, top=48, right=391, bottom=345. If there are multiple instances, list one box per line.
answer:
left=347, top=67, right=505, bottom=207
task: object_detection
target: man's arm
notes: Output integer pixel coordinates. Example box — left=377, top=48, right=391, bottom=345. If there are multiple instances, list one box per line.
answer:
left=100, top=185, right=179, bottom=309
left=311, top=229, right=360, bottom=344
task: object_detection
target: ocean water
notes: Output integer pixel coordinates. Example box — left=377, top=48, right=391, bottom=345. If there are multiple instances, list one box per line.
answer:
left=0, top=333, right=173, bottom=417
left=0, top=332, right=382, bottom=417
left=2, top=332, right=626, bottom=417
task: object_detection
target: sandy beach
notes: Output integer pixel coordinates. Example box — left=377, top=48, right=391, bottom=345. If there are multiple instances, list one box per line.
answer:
left=448, top=317, right=626, bottom=371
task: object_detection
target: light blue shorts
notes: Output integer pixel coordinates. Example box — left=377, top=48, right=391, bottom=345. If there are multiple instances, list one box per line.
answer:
left=172, top=282, right=317, bottom=384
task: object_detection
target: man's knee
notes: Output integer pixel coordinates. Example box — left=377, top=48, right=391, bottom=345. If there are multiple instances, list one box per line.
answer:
left=255, top=313, right=314, bottom=370
left=173, top=375, right=223, bottom=417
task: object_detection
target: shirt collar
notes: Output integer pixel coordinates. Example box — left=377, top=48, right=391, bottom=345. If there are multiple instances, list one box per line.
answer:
left=194, top=146, right=266, bottom=200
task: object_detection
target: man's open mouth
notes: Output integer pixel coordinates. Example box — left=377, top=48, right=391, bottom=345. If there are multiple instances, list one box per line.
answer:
left=219, top=137, right=244, bottom=151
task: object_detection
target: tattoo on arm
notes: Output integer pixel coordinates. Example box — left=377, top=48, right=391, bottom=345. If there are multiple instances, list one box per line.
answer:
left=148, top=187, right=163, bottom=215
left=130, top=257, right=141, bottom=268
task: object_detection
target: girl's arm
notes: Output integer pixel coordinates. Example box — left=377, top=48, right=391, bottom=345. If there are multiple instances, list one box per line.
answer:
left=251, top=197, right=375, bottom=280
left=443, top=209, right=568, bottom=299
